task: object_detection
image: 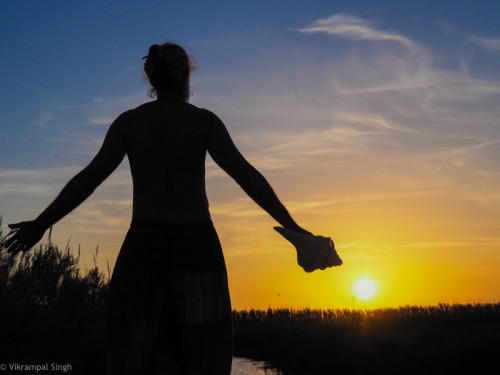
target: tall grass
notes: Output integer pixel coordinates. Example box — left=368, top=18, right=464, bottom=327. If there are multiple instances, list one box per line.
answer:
left=0, top=225, right=109, bottom=374
left=233, top=305, right=500, bottom=374
left=1, top=225, right=499, bottom=374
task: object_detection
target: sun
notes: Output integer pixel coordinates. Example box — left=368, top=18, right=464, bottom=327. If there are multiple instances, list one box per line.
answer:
left=351, top=275, right=379, bottom=301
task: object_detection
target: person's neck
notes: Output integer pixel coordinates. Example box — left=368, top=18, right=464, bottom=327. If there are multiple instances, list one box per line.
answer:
left=156, top=90, right=184, bottom=103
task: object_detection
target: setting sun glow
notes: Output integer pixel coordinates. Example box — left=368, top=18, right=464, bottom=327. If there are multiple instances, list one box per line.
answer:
left=352, top=275, right=379, bottom=301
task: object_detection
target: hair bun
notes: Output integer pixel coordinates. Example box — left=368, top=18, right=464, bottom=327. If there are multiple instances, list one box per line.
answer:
left=148, top=44, right=161, bottom=60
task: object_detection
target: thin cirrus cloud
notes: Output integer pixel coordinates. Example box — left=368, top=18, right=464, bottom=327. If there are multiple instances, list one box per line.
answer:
left=298, top=13, right=413, bottom=48
left=0, top=183, right=58, bottom=197
left=87, top=92, right=146, bottom=126
left=63, top=199, right=132, bottom=231
left=0, top=166, right=80, bottom=198
left=468, top=36, right=500, bottom=52
left=0, top=166, right=131, bottom=200
left=0, top=167, right=79, bottom=179
left=293, top=13, right=500, bottom=128
left=433, top=19, right=500, bottom=53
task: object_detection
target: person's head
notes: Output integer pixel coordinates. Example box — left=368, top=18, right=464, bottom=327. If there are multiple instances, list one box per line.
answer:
left=143, top=42, right=195, bottom=101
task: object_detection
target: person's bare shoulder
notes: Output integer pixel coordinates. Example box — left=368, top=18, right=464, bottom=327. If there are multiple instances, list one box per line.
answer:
left=197, top=107, right=223, bottom=131
left=114, top=101, right=157, bottom=129
left=111, top=108, right=135, bottom=130
left=125, top=101, right=155, bottom=116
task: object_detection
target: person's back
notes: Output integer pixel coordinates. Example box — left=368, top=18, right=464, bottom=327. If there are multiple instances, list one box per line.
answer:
left=123, top=98, right=211, bottom=223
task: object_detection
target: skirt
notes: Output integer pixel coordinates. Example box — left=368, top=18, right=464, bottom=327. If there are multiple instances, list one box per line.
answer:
left=105, top=219, right=233, bottom=375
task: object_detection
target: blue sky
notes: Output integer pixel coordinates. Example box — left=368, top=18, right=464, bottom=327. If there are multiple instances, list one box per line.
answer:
left=1, top=1, right=500, bottom=308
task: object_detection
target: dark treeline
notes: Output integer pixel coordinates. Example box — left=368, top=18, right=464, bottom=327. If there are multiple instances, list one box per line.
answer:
left=1, top=231, right=500, bottom=374
left=234, top=302, right=500, bottom=327
left=233, top=304, right=500, bottom=374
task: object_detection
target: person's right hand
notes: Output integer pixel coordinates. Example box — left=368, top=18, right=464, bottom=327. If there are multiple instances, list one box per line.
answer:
left=1, top=221, right=46, bottom=256
left=274, top=227, right=342, bottom=272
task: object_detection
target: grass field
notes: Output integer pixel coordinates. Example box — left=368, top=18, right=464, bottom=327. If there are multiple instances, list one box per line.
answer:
left=233, top=305, right=500, bottom=374
left=1, top=232, right=499, bottom=374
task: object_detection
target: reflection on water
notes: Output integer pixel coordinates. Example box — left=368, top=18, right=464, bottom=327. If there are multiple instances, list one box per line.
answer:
left=232, top=357, right=280, bottom=375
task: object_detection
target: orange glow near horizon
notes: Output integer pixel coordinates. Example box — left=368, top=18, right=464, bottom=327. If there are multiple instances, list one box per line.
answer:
left=205, top=187, right=500, bottom=310
left=48, top=187, right=500, bottom=312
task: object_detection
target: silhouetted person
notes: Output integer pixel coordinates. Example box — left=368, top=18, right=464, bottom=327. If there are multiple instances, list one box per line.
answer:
left=3, top=42, right=340, bottom=374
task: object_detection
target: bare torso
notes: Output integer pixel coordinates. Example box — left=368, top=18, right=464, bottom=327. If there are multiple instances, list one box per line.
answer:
left=5, top=94, right=307, bottom=256
left=121, top=98, right=211, bottom=223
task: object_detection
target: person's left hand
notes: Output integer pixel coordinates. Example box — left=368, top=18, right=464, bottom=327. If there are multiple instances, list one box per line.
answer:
left=1, top=221, right=46, bottom=255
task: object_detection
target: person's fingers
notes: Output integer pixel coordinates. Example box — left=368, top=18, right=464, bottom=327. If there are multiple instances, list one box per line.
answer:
left=5, top=235, right=29, bottom=255
left=302, top=264, right=315, bottom=273
left=12, top=241, right=30, bottom=255
left=298, top=255, right=314, bottom=272
left=319, top=250, right=331, bottom=270
left=327, top=253, right=337, bottom=267
left=12, top=247, right=24, bottom=256
left=6, top=238, right=19, bottom=253
left=20, top=245, right=30, bottom=254
left=3, top=233, right=19, bottom=249
left=323, top=255, right=331, bottom=269
left=7, top=242, right=20, bottom=254
left=8, top=222, right=23, bottom=229
left=315, top=239, right=335, bottom=270
left=325, top=239, right=342, bottom=267
left=327, top=250, right=342, bottom=267
left=2, top=227, right=20, bottom=248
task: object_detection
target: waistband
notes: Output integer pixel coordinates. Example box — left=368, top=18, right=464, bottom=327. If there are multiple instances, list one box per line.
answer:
left=123, top=219, right=220, bottom=256
left=129, top=218, right=215, bottom=234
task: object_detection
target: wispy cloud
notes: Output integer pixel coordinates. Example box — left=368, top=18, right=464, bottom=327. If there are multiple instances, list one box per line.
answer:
left=434, top=20, right=457, bottom=35
left=468, top=36, right=500, bottom=52
left=65, top=198, right=132, bottom=231
left=87, top=92, right=146, bottom=125
left=433, top=19, right=500, bottom=54
left=0, top=166, right=79, bottom=179
left=298, top=13, right=413, bottom=48
left=30, top=101, right=78, bottom=129
left=0, top=183, right=57, bottom=197
left=210, top=197, right=267, bottom=219
left=0, top=166, right=131, bottom=199
left=0, top=167, right=80, bottom=198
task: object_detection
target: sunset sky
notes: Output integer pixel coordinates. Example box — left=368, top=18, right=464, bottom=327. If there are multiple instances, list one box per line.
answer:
left=1, top=1, right=500, bottom=310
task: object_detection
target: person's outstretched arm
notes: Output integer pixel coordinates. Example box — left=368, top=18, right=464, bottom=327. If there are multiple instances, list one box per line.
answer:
left=3, top=114, right=127, bottom=255
left=204, top=109, right=311, bottom=235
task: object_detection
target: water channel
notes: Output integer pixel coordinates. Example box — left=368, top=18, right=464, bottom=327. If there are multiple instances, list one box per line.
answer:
left=231, top=357, right=280, bottom=375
